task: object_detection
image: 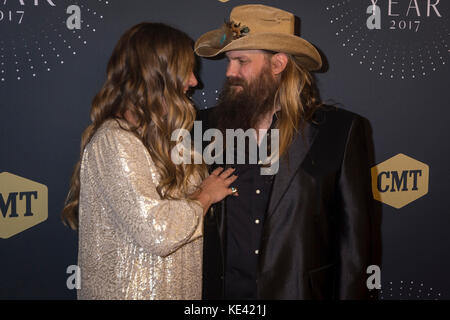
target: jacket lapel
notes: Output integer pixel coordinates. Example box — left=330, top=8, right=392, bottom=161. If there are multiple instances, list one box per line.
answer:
left=266, top=121, right=318, bottom=219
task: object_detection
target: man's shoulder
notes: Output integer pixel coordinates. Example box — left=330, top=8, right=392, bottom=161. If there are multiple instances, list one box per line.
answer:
left=307, top=104, right=367, bottom=149
left=313, top=104, right=360, bottom=121
left=311, top=104, right=362, bottom=130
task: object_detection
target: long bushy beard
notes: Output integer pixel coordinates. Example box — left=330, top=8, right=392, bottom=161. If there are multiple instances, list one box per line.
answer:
left=214, top=65, right=279, bottom=132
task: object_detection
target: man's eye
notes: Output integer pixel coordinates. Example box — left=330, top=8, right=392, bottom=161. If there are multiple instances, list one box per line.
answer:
left=239, top=60, right=248, bottom=64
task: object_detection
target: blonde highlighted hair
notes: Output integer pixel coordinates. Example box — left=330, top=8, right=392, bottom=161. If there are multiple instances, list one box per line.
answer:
left=272, top=54, right=323, bottom=158
left=62, top=22, right=207, bottom=230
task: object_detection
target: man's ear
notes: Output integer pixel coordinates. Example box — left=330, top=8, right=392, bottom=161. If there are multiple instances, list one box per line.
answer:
left=271, top=53, right=289, bottom=76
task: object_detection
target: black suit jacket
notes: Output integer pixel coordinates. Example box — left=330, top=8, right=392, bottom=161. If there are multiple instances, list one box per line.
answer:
left=196, top=105, right=375, bottom=300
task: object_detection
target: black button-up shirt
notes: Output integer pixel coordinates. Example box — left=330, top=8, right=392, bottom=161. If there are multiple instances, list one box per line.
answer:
left=224, top=147, right=275, bottom=299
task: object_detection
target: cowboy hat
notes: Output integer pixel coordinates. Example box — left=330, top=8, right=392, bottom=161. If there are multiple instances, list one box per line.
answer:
left=194, top=4, right=322, bottom=71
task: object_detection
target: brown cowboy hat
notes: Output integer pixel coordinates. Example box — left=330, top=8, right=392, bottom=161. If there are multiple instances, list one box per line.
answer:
left=194, top=4, right=322, bottom=71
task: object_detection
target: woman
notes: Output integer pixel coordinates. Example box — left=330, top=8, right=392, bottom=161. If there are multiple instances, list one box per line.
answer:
left=62, top=23, right=237, bottom=300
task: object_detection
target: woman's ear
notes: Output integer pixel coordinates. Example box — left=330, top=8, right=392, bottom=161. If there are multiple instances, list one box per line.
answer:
left=271, top=53, right=289, bottom=76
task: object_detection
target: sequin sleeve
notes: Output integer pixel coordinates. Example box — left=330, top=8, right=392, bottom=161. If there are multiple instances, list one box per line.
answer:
left=85, top=123, right=204, bottom=258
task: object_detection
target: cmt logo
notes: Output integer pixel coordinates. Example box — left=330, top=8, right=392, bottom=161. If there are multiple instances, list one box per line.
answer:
left=0, top=172, right=48, bottom=239
left=371, top=154, right=429, bottom=208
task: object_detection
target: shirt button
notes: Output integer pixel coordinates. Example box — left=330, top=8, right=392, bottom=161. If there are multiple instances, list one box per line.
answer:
left=255, top=219, right=260, bottom=224
left=255, top=250, right=259, bottom=255
left=255, top=189, right=261, bottom=194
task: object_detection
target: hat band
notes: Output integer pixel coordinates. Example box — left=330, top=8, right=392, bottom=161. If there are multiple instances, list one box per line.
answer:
left=220, top=20, right=250, bottom=46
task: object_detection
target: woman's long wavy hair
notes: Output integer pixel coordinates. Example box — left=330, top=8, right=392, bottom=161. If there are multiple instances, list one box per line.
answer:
left=62, top=22, right=207, bottom=230
left=272, top=54, right=323, bottom=158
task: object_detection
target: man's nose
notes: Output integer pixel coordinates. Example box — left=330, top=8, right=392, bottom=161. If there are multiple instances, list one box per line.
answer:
left=226, top=62, right=238, bottom=78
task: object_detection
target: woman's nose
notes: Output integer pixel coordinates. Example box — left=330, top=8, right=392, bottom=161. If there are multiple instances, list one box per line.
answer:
left=189, top=72, right=198, bottom=88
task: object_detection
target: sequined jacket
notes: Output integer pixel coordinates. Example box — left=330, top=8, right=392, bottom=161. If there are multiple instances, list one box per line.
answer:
left=77, top=119, right=204, bottom=300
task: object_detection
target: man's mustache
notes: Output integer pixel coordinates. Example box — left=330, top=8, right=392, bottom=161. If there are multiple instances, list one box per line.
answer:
left=225, top=77, right=247, bottom=87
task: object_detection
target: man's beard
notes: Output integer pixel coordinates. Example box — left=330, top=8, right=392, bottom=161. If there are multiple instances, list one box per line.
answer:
left=214, top=64, right=279, bottom=132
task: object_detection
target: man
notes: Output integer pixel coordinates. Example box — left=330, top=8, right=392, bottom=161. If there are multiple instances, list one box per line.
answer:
left=195, top=4, right=375, bottom=300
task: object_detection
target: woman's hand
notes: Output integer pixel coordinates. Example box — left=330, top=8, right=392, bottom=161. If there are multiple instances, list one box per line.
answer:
left=190, top=167, right=238, bottom=215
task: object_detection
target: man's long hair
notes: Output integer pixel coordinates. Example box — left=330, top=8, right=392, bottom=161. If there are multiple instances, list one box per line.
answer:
left=61, top=22, right=207, bottom=230
left=274, top=54, right=323, bottom=158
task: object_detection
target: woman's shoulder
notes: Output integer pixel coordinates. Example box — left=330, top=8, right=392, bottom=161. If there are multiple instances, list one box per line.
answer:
left=90, top=118, right=140, bottom=147
left=96, top=118, right=131, bottom=135
left=81, top=119, right=159, bottom=178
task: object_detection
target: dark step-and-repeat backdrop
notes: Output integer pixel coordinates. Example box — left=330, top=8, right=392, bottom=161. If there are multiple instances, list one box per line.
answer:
left=0, top=0, right=448, bottom=300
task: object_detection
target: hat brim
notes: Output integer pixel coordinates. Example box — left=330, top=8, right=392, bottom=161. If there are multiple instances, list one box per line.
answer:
left=195, top=29, right=322, bottom=71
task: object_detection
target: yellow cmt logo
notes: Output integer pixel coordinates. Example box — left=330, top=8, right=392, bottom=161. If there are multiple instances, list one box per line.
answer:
left=0, top=172, right=48, bottom=239
left=371, top=153, right=429, bottom=209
